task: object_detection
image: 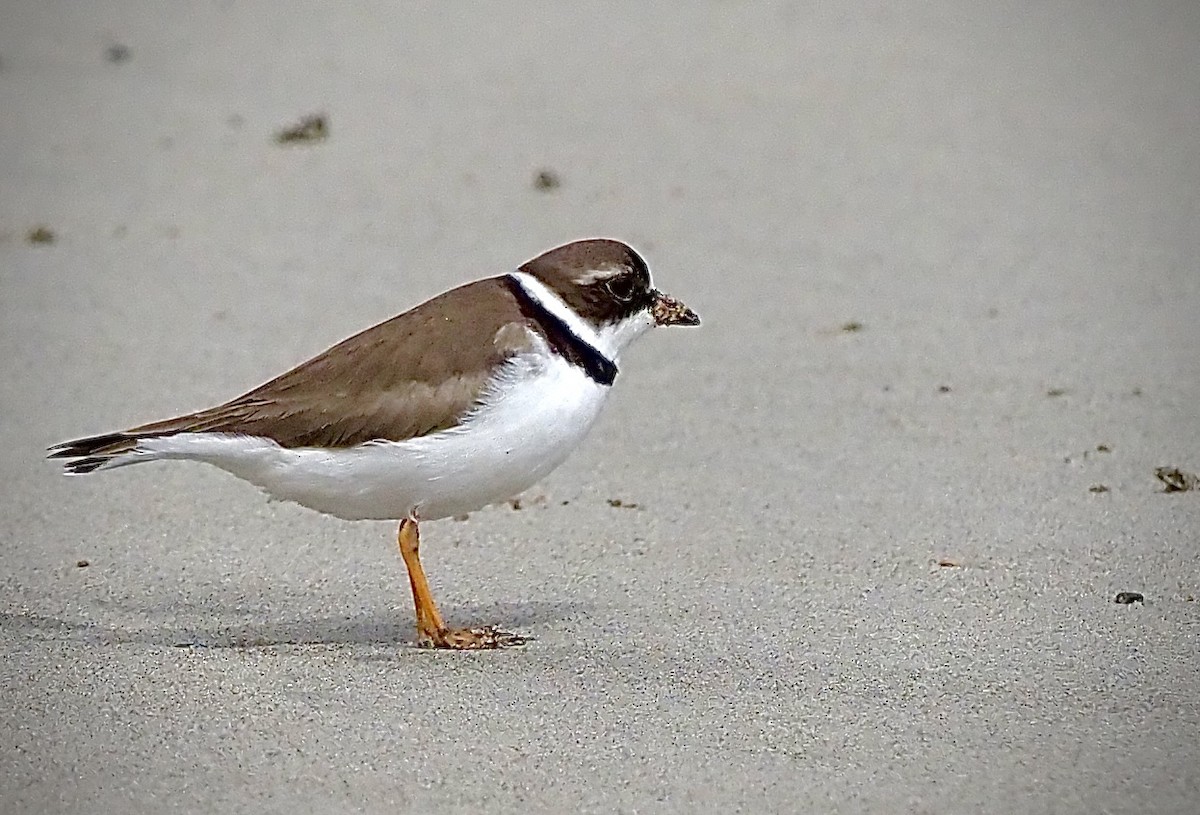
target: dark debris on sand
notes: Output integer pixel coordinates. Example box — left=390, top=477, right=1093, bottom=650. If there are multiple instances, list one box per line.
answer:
left=1155, top=467, right=1199, bottom=493
left=533, top=168, right=561, bottom=191
left=275, top=114, right=329, bottom=144
left=105, top=44, right=132, bottom=64
left=26, top=225, right=55, bottom=244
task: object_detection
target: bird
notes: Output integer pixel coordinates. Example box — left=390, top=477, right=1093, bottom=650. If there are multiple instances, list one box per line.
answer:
left=48, top=238, right=700, bottom=649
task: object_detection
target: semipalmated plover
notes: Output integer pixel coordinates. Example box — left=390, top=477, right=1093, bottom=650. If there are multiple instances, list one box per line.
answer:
left=49, top=239, right=700, bottom=649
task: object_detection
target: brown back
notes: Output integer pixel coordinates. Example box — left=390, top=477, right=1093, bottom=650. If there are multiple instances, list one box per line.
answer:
left=129, top=277, right=533, bottom=447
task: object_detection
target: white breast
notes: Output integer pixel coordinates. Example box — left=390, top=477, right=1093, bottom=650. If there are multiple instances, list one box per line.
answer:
left=138, top=342, right=612, bottom=521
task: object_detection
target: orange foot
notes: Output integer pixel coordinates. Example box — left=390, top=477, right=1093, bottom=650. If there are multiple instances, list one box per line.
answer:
left=419, top=625, right=529, bottom=650
left=397, top=517, right=530, bottom=651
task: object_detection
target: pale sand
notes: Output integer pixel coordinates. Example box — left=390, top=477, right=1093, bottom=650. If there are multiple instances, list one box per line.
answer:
left=2, top=2, right=1199, bottom=813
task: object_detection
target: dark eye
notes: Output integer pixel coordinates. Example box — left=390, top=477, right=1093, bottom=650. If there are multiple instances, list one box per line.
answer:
left=605, top=276, right=635, bottom=302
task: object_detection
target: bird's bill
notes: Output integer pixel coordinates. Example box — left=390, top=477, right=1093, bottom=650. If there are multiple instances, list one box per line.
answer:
left=651, top=291, right=700, bottom=327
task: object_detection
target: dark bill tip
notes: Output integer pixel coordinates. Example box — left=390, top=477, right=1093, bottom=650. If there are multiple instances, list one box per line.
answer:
left=651, top=291, right=700, bottom=327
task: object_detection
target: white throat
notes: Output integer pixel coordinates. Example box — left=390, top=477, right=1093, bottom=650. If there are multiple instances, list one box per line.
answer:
left=596, top=309, right=654, bottom=362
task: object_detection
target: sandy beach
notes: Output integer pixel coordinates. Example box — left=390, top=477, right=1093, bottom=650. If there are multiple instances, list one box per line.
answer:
left=2, top=2, right=1199, bottom=813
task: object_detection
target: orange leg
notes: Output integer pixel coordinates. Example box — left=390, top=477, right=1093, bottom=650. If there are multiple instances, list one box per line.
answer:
left=396, top=518, right=527, bottom=650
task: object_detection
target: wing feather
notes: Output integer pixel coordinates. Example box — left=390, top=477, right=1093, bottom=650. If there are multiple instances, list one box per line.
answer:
left=56, top=277, right=535, bottom=457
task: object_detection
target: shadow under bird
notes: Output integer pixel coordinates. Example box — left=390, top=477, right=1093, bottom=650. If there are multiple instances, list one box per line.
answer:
left=49, top=239, right=700, bottom=649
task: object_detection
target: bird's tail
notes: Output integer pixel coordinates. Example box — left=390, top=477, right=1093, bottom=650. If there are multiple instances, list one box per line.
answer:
left=47, top=431, right=173, bottom=474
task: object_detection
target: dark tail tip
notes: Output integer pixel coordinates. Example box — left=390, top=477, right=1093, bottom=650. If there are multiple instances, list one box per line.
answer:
left=62, top=457, right=110, bottom=474
left=48, top=432, right=137, bottom=473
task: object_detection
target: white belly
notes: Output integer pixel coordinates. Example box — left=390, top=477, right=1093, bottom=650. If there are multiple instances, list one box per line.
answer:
left=140, top=350, right=611, bottom=521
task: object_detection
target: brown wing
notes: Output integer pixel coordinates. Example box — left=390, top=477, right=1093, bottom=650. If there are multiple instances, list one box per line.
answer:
left=127, top=277, right=534, bottom=448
